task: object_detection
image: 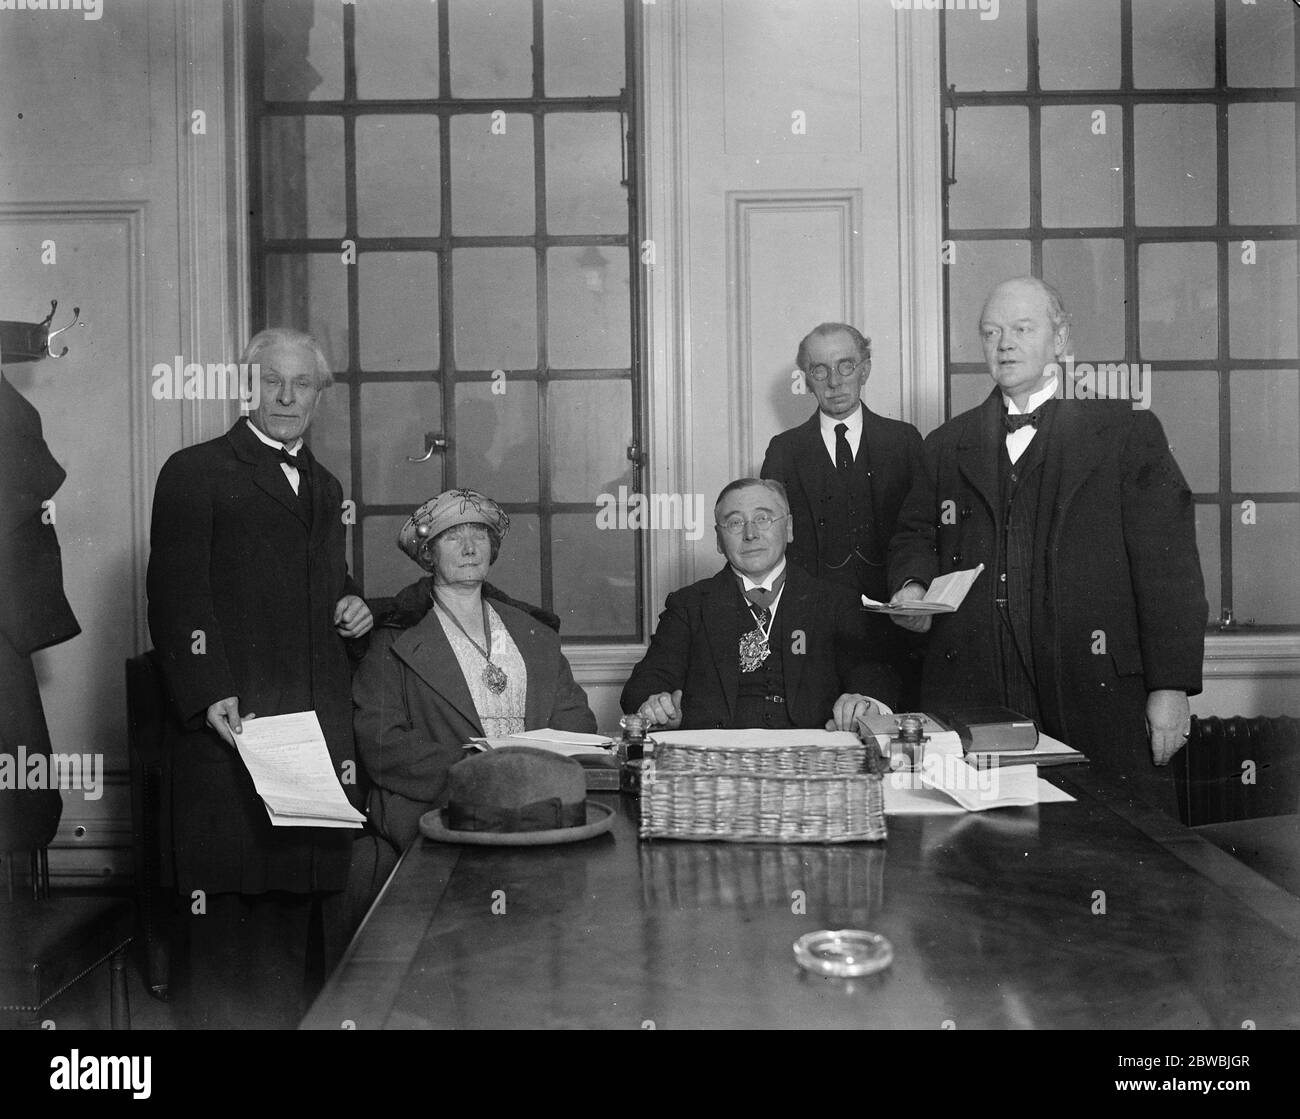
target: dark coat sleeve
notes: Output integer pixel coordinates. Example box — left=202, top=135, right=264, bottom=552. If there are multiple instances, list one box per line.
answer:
left=548, top=652, right=599, bottom=732
left=1119, top=410, right=1207, bottom=695
left=146, top=451, right=238, bottom=723
left=829, top=585, right=900, bottom=708
left=620, top=590, right=693, bottom=714
left=886, top=427, right=945, bottom=595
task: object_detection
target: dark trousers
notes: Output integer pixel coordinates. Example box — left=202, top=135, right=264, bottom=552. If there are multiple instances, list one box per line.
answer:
left=176, top=890, right=344, bottom=1029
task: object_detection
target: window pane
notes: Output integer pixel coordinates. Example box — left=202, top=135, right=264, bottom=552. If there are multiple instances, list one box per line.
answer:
left=1132, top=0, right=1215, bottom=89
left=356, top=116, right=441, bottom=237
left=1148, top=370, right=1218, bottom=494
left=448, top=0, right=533, bottom=99
left=450, top=114, right=535, bottom=236
left=549, top=380, right=633, bottom=503
left=547, top=248, right=630, bottom=369
left=949, top=372, right=992, bottom=418
left=452, top=248, right=538, bottom=369
left=487, top=513, right=540, bottom=607
left=1138, top=243, right=1217, bottom=360
left=947, top=240, right=1031, bottom=363
left=948, top=107, right=1029, bottom=229
left=1043, top=239, right=1126, bottom=357
left=1041, top=107, right=1123, bottom=228
left=363, top=514, right=421, bottom=599
left=1195, top=505, right=1220, bottom=625
left=358, top=253, right=440, bottom=371
left=309, top=383, right=352, bottom=501
left=261, top=116, right=344, bottom=238
left=356, top=0, right=439, bottom=99
left=545, top=114, right=627, bottom=234
left=552, top=512, right=636, bottom=637
left=1038, top=0, right=1120, bottom=90
left=453, top=379, right=539, bottom=502
left=265, top=253, right=349, bottom=372
left=263, top=0, right=343, bottom=101
left=1134, top=104, right=1217, bottom=226
left=544, top=0, right=624, bottom=97
left=944, top=0, right=1027, bottom=91
left=1233, top=504, right=1300, bottom=624
left=1231, top=370, right=1300, bottom=492
left=1230, top=241, right=1299, bottom=361
left=1228, top=103, right=1298, bottom=226
left=360, top=382, right=444, bottom=506
left=1227, top=0, right=1296, bottom=89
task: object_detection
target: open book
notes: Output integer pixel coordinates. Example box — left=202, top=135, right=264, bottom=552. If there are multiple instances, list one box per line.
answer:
left=861, top=564, right=984, bottom=616
left=465, top=728, right=614, bottom=757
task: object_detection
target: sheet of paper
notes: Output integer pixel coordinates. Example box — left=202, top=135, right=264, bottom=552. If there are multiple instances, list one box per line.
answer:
left=884, top=768, right=1074, bottom=815
left=233, top=711, right=365, bottom=828
left=861, top=564, right=985, bottom=615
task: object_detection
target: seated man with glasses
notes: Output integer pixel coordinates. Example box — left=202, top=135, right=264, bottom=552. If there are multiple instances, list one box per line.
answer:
left=621, top=477, right=897, bottom=732
left=761, top=323, right=924, bottom=706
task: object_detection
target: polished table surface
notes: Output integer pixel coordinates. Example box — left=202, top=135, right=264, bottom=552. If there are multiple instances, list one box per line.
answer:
left=302, top=767, right=1300, bottom=1029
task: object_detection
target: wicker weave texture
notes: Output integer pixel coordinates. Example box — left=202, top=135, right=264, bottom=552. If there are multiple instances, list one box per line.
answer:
left=640, top=742, right=886, bottom=843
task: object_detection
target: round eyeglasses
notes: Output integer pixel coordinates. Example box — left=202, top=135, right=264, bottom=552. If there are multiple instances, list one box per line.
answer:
left=717, top=512, right=788, bottom=535
left=806, top=357, right=864, bottom=383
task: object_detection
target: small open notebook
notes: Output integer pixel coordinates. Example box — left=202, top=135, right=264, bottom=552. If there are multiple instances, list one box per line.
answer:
left=861, top=564, right=984, bottom=615
left=232, top=711, right=365, bottom=828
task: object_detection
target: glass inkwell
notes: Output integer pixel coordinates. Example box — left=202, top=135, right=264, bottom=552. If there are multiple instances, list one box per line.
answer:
left=615, top=713, right=654, bottom=796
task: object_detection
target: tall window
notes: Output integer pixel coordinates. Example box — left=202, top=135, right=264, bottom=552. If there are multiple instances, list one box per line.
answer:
left=248, top=0, right=643, bottom=642
left=941, top=0, right=1299, bottom=631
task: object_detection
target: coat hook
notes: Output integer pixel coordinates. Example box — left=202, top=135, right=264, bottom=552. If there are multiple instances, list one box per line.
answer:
left=44, top=303, right=82, bottom=359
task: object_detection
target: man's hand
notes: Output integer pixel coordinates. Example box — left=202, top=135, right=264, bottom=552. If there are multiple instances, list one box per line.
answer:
left=206, top=697, right=254, bottom=747
left=889, top=581, right=933, bottom=634
left=637, top=690, right=683, bottom=730
left=826, top=693, right=878, bottom=732
left=334, top=595, right=373, bottom=638
left=1147, top=689, right=1191, bottom=765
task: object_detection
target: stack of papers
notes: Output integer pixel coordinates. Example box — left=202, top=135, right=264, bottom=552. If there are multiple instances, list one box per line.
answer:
left=466, top=728, right=614, bottom=757
left=232, top=711, right=366, bottom=828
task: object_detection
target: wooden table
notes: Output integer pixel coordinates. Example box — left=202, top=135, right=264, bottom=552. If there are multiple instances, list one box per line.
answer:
left=301, top=767, right=1300, bottom=1029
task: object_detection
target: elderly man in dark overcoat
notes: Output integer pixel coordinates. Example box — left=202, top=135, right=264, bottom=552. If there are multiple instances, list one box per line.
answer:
left=887, top=277, right=1206, bottom=816
left=146, top=328, right=372, bottom=1027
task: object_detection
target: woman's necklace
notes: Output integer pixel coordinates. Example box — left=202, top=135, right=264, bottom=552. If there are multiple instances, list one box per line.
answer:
left=433, top=594, right=508, bottom=694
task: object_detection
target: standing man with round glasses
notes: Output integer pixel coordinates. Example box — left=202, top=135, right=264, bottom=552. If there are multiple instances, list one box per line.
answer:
left=761, top=323, right=924, bottom=704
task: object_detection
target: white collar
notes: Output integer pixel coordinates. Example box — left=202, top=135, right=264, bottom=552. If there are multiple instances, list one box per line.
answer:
left=733, top=556, right=787, bottom=594
left=246, top=416, right=303, bottom=455
left=1003, top=375, right=1059, bottom=416
left=819, top=403, right=863, bottom=438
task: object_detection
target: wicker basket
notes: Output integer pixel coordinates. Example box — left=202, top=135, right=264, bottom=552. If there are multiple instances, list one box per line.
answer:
left=639, top=735, right=886, bottom=843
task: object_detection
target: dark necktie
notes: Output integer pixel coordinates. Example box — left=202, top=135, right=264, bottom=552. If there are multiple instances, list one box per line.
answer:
left=834, top=422, right=853, bottom=472
left=1003, top=408, right=1043, bottom=433
left=272, top=443, right=313, bottom=521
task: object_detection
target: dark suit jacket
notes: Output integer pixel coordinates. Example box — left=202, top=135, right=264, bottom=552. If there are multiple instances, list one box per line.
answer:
left=146, top=418, right=362, bottom=894
left=887, top=391, right=1207, bottom=810
left=620, top=561, right=898, bottom=729
left=761, top=403, right=923, bottom=602
left=0, top=373, right=80, bottom=850
left=354, top=599, right=597, bottom=851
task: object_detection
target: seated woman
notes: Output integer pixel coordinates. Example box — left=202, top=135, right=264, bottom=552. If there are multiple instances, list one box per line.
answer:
left=354, top=488, right=597, bottom=851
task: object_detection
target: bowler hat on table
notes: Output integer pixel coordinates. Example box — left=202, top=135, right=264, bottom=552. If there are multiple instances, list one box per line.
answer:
left=419, top=746, right=614, bottom=846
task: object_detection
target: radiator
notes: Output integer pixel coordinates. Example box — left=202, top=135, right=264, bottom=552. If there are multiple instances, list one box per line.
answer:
left=1174, top=715, right=1300, bottom=826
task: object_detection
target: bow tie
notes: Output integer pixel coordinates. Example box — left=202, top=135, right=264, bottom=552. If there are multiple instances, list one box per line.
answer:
left=273, top=444, right=305, bottom=468
left=1003, top=408, right=1043, bottom=433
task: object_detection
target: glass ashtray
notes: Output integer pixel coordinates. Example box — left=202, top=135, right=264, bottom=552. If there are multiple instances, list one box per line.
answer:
left=793, top=929, right=894, bottom=978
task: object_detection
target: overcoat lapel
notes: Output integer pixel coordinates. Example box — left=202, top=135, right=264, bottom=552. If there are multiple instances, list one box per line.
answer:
left=954, top=389, right=1003, bottom=519
left=227, top=419, right=309, bottom=526
left=391, top=613, right=483, bottom=734
left=777, top=565, right=810, bottom=711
